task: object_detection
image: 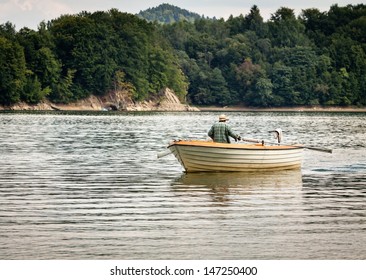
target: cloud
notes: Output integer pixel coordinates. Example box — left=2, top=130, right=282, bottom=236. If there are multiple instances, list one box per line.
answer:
left=0, top=0, right=74, bottom=29
left=13, top=0, right=73, bottom=17
left=13, top=0, right=34, bottom=11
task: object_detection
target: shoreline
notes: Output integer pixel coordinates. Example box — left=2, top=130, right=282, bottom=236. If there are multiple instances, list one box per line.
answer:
left=197, top=106, right=366, bottom=113
left=1, top=104, right=366, bottom=113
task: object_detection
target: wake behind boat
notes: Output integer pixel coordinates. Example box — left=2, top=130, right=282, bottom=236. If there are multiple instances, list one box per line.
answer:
left=167, top=140, right=304, bottom=172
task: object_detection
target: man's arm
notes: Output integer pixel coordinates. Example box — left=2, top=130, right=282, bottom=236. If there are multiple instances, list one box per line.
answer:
left=208, top=125, right=214, bottom=139
left=227, top=126, right=240, bottom=141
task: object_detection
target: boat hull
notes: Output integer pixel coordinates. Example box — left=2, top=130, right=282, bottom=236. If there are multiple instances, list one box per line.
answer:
left=168, top=140, right=303, bottom=172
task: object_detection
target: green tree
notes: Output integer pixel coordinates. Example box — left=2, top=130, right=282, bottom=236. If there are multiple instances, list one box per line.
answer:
left=277, top=47, right=319, bottom=104
left=269, top=7, right=310, bottom=47
left=244, top=5, right=267, bottom=36
left=271, top=62, right=295, bottom=106
left=188, top=66, right=229, bottom=105
left=138, top=3, right=202, bottom=24
left=245, top=77, right=273, bottom=107
left=0, top=36, right=26, bottom=105
left=50, top=69, right=76, bottom=103
left=16, top=27, right=61, bottom=102
left=21, top=71, right=51, bottom=104
left=214, top=34, right=250, bottom=67
left=235, top=58, right=264, bottom=103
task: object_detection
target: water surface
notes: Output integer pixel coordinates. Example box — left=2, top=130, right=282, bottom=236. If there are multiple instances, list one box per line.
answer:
left=0, top=111, right=365, bottom=259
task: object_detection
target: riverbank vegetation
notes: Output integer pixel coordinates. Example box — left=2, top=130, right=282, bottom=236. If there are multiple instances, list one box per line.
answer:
left=1, top=4, right=365, bottom=108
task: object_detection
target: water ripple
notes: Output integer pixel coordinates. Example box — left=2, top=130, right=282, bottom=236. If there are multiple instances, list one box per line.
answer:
left=0, top=112, right=365, bottom=259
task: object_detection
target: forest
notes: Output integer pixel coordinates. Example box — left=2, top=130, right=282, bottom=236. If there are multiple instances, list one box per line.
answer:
left=0, top=4, right=365, bottom=107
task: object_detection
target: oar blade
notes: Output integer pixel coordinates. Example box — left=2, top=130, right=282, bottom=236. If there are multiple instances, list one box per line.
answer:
left=157, top=149, right=173, bottom=159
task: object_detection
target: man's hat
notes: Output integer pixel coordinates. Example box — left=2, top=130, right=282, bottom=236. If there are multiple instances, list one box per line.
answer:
left=219, top=114, right=228, bottom=121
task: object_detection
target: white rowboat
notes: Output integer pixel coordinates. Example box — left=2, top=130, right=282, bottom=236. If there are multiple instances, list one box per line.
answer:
left=168, top=140, right=304, bottom=172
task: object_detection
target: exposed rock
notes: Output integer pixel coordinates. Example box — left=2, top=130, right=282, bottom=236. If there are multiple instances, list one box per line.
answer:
left=0, top=88, right=199, bottom=112
left=124, top=88, right=199, bottom=111
left=157, top=88, right=198, bottom=111
left=52, top=95, right=103, bottom=111
left=0, top=101, right=54, bottom=111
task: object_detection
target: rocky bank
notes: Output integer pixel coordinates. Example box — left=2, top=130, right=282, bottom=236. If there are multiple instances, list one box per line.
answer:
left=0, top=88, right=199, bottom=112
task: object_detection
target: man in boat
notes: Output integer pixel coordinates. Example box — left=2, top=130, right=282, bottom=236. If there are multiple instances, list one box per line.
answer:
left=208, top=114, right=241, bottom=143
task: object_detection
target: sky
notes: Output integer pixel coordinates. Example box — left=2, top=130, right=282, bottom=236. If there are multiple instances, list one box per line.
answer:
left=0, top=0, right=363, bottom=30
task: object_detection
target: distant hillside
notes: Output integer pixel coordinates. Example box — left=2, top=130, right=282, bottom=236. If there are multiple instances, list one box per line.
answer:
left=137, top=3, right=203, bottom=24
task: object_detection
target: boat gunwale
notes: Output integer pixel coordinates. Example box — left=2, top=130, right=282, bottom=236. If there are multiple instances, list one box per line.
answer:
left=168, top=140, right=304, bottom=151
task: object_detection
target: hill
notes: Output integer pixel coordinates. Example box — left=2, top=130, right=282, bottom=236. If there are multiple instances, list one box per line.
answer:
left=137, top=3, right=204, bottom=24
left=1, top=4, right=365, bottom=109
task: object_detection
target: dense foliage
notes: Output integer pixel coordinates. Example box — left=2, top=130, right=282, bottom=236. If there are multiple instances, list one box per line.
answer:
left=0, top=9, right=188, bottom=105
left=137, top=3, right=203, bottom=24
left=161, top=4, right=366, bottom=107
left=0, top=4, right=365, bottom=107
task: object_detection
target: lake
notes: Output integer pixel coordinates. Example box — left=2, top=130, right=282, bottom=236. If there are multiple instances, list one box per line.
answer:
left=0, top=111, right=365, bottom=259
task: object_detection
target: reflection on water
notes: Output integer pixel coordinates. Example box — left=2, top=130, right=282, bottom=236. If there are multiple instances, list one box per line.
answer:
left=175, top=169, right=302, bottom=188
left=173, top=170, right=303, bottom=204
left=0, top=111, right=365, bottom=260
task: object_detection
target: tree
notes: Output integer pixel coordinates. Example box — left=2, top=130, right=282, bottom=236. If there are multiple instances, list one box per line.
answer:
left=269, top=7, right=310, bottom=47
left=21, top=71, right=51, bottom=104
left=279, top=47, right=319, bottom=104
left=235, top=58, right=264, bottom=103
left=187, top=66, right=229, bottom=105
left=271, top=62, right=295, bottom=106
left=49, top=69, right=75, bottom=103
left=214, top=34, right=251, bottom=67
left=16, top=28, right=61, bottom=101
left=300, top=8, right=330, bottom=47
left=244, top=5, right=267, bottom=36
left=245, top=77, right=273, bottom=107
left=0, top=37, right=26, bottom=105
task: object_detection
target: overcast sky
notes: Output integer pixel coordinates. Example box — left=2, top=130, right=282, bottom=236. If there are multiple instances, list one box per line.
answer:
left=0, top=0, right=363, bottom=30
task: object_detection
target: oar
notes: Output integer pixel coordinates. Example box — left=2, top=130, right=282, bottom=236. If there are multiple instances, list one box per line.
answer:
left=300, top=145, right=333, bottom=153
left=157, top=149, right=173, bottom=159
left=242, top=138, right=332, bottom=153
